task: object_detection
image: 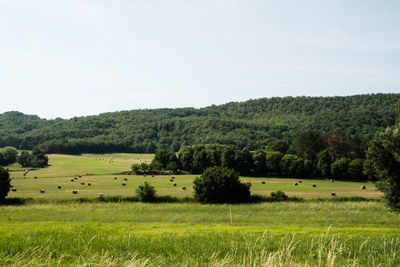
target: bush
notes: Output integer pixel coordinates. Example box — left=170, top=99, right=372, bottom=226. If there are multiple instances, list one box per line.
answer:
left=193, top=166, right=251, bottom=204
left=136, top=182, right=157, bottom=202
left=0, top=167, right=11, bottom=201
left=270, top=190, right=289, bottom=201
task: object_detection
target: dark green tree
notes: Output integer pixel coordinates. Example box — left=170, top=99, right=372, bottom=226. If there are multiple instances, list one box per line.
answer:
left=348, top=158, right=365, bottom=180
left=193, top=166, right=251, bottom=204
left=366, top=127, right=400, bottom=210
left=265, top=151, right=283, bottom=174
left=331, top=158, right=351, bottom=179
left=280, top=154, right=304, bottom=177
left=0, top=167, right=11, bottom=201
left=252, top=150, right=267, bottom=176
left=317, top=149, right=333, bottom=178
left=0, top=147, right=18, bottom=166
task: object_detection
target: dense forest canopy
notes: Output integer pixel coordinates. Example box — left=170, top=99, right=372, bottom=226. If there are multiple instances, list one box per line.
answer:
left=0, top=94, right=398, bottom=154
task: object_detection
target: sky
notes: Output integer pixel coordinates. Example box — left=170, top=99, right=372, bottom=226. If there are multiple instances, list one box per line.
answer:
left=0, top=0, right=399, bottom=119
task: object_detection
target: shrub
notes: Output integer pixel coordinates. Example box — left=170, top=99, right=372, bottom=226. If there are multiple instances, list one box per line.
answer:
left=193, top=166, right=251, bottom=204
left=270, top=190, right=289, bottom=201
left=0, top=167, right=11, bottom=201
left=136, top=182, right=157, bottom=202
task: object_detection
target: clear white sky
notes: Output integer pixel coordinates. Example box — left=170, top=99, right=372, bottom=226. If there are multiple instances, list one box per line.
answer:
left=0, top=0, right=399, bottom=119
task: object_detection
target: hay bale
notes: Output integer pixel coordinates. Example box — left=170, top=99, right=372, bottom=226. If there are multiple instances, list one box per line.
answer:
left=72, top=189, right=78, bottom=194
left=312, top=184, right=317, bottom=187
left=57, top=185, right=62, bottom=189
left=261, top=181, right=266, bottom=184
left=173, top=183, right=177, bottom=186
left=182, top=186, right=186, bottom=190
left=293, top=182, right=298, bottom=186
left=361, top=185, right=366, bottom=189
left=12, top=188, right=17, bottom=192
left=88, top=183, right=92, bottom=186
left=98, top=193, right=104, bottom=197
left=122, top=182, right=126, bottom=186
left=331, top=192, right=336, bottom=196
left=40, top=189, right=45, bottom=193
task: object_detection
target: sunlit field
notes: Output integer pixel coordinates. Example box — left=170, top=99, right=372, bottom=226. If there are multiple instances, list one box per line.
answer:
left=7, top=153, right=381, bottom=199
left=2, top=153, right=394, bottom=266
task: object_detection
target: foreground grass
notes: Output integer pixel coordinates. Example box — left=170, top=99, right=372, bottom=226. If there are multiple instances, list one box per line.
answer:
left=0, top=202, right=399, bottom=266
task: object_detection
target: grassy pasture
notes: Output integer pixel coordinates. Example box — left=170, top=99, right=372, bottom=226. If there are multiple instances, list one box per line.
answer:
left=0, top=202, right=399, bottom=266
left=9, top=153, right=153, bottom=178
left=6, top=153, right=381, bottom=199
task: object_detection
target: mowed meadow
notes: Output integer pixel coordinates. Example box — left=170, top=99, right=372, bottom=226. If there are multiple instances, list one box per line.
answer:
left=8, top=153, right=380, bottom=199
left=2, top=153, right=399, bottom=266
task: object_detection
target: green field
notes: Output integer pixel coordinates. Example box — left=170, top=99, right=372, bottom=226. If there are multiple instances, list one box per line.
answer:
left=1, top=202, right=399, bottom=266
left=7, top=153, right=381, bottom=199
left=2, top=153, right=397, bottom=266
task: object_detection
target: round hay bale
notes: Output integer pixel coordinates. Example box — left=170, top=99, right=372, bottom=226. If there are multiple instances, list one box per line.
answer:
left=261, top=181, right=266, bottom=184
left=330, top=179, right=334, bottom=182
left=361, top=185, right=366, bottom=189
left=331, top=192, right=336, bottom=196
left=72, top=189, right=78, bottom=194
left=312, top=184, right=317, bottom=187
left=40, top=189, right=45, bottom=193
left=182, top=186, right=186, bottom=190
left=293, top=182, right=298, bottom=186
left=173, top=183, right=177, bottom=186
left=98, top=193, right=104, bottom=197
left=57, top=185, right=62, bottom=189
left=88, top=183, right=92, bottom=186
left=122, top=182, right=126, bottom=186
left=12, top=188, right=17, bottom=192
left=80, top=182, right=85, bottom=185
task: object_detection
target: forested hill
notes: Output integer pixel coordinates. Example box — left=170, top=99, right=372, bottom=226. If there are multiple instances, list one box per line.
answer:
left=0, top=94, right=399, bottom=154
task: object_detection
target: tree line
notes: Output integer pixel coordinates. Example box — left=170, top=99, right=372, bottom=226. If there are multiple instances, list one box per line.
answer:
left=135, top=130, right=374, bottom=180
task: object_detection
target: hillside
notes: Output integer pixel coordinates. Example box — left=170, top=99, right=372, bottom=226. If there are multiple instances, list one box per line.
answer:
left=0, top=94, right=398, bottom=153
